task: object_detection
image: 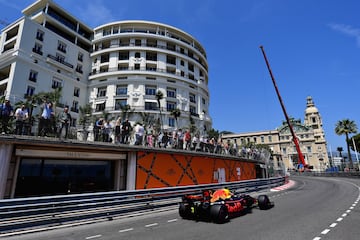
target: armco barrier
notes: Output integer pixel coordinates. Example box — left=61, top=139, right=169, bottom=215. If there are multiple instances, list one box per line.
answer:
left=0, top=177, right=284, bottom=237
left=291, top=171, right=360, bottom=178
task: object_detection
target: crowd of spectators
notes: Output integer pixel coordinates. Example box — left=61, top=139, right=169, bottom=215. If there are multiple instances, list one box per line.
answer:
left=0, top=99, right=268, bottom=161
left=90, top=116, right=269, bottom=160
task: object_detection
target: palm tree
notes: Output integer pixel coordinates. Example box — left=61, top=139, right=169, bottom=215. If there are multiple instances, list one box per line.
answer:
left=155, top=90, right=164, bottom=131
left=335, top=119, right=358, bottom=169
left=171, top=108, right=181, bottom=129
left=119, top=104, right=133, bottom=122
left=336, top=147, right=343, bottom=158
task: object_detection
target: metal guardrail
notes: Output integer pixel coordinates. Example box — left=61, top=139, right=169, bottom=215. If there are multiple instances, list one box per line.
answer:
left=0, top=177, right=284, bottom=237
left=291, top=171, right=360, bottom=178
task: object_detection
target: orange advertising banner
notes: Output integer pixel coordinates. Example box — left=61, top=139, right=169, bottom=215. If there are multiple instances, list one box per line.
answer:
left=136, top=152, right=256, bottom=189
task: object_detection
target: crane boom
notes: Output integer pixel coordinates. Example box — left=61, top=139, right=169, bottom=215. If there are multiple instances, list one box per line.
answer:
left=259, top=46, right=306, bottom=169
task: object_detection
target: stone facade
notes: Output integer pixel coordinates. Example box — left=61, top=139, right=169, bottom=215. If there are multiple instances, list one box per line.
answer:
left=222, top=97, right=330, bottom=172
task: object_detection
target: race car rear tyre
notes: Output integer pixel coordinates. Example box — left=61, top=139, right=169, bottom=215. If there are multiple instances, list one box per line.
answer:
left=210, top=205, right=229, bottom=223
left=258, top=195, right=270, bottom=210
left=179, top=203, right=191, bottom=219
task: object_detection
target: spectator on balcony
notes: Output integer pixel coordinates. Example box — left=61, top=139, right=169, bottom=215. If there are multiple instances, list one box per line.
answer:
left=102, top=120, right=112, bottom=143
left=176, top=129, right=184, bottom=149
left=134, top=122, right=144, bottom=145
left=93, top=118, right=104, bottom=141
left=0, top=99, right=14, bottom=134
left=58, top=106, right=72, bottom=139
left=121, top=119, right=132, bottom=144
left=183, top=129, right=191, bottom=150
left=38, top=101, right=54, bottom=137
left=15, top=104, right=29, bottom=135
left=162, top=131, right=170, bottom=148
left=114, top=117, right=122, bottom=144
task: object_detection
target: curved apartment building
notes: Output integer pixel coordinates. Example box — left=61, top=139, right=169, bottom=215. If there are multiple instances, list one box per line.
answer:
left=89, top=21, right=211, bottom=132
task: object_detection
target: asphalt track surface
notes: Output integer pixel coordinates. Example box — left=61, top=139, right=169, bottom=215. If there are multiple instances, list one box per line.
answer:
left=3, top=176, right=360, bottom=240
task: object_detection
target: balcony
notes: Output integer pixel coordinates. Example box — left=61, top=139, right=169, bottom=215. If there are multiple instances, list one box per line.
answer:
left=47, top=54, right=73, bottom=70
left=32, top=48, right=43, bottom=56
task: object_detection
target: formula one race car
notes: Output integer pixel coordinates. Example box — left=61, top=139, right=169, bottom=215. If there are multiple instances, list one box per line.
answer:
left=179, top=188, right=273, bottom=223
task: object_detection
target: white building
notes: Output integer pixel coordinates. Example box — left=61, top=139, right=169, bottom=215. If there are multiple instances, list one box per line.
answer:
left=0, top=0, right=211, bottom=135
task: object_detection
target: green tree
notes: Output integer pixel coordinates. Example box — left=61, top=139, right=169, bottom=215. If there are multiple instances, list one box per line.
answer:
left=350, top=133, right=360, bottom=153
left=78, top=103, right=93, bottom=130
left=335, top=119, right=358, bottom=168
left=119, top=104, right=133, bottom=122
left=336, top=147, right=343, bottom=157
left=207, top=128, right=220, bottom=140
left=171, top=108, right=181, bottom=129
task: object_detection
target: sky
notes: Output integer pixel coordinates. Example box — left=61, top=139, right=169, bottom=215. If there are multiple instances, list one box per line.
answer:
left=0, top=0, right=359, bottom=154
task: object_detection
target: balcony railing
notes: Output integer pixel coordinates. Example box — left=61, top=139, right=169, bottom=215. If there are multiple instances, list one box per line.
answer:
left=92, top=42, right=207, bottom=70
left=32, top=48, right=43, bottom=55
left=47, top=54, right=73, bottom=69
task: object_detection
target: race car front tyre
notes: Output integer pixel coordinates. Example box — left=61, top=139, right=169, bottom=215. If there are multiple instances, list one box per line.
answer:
left=210, top=205, right=229, bottom=223
left=257, top=195, right=271, bottom=210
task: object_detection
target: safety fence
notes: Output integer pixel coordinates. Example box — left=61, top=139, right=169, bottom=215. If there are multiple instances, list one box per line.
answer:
left=0, top=177, right=284, bottom=237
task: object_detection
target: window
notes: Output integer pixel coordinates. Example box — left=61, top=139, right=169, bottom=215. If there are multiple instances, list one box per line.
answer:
left=78, top=52, right=83, bottom=62
left=261, top=136, right=264, bottom=143
left=95, top=102, right=106, bottom=111
left=76, top=64, right=83, bottom=73
left=28, top=70, right=38, bottom=82
left=71, top=101, right=79, bottom=113
left=146, top=52, right=157, bottom=61
left=307, top=146, right=312, bottom=153
left=135, top=39, right=141, bottom=46
left=169, top=118, right=175, bottom=127
left=189, top=93, right=196, bottom=103
left=167, top=88, right=176, bottom=98
left=56, top=53, right=65, bottom=63
left=268, top=135, right=272, bottom=142
left=180, top=60, right=184, bottom=66
left=26, top=86, right=35, bottom=96
left=145, top=85, right=156, bottom=95
left=115, top=99, right=127, bottom=110
left=33, top=43, right=43, bottom=55
left=312, top=117, right=316, bottom=123
left=100, top=54, right=109, bottom=63
left=36, top=30, right=44, bottom=41
left=189, top=106, right=196, bottom=114
left=135, top=52, right=141, bottom=58
left=119, top=51, right=129, bottom=60
left=52, top=78, right=62, bottom=89
left=166, top=55, right=176, bottom=65
left=57, top=41, right=67, bottom=53
left=188, top=63, right=194, bottom=72
left=145, top=102, right=158, bottom=110
left=97, top=87, right=107, bottom=97
left=202, top=98, right=206, bottom=104
left=166, top=101, right=176, bottom=111
left=73, top=87, right=80, bottom=97
left=116, top=85, right=127, bottom=95
left=282, top=148, right=287, bottom=154
left=253, top=137, right=257, bottom=143
left=134, top=63, right=140, bottom=70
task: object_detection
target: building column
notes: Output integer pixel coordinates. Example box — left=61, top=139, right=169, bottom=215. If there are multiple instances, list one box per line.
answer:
left=0, top=144, right=14, bottom=199
left=126, top=152, right=137, bottom=190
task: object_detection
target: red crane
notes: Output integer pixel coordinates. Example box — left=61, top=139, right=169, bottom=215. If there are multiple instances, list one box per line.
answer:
left=259, top=46, right=307, bottom=170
